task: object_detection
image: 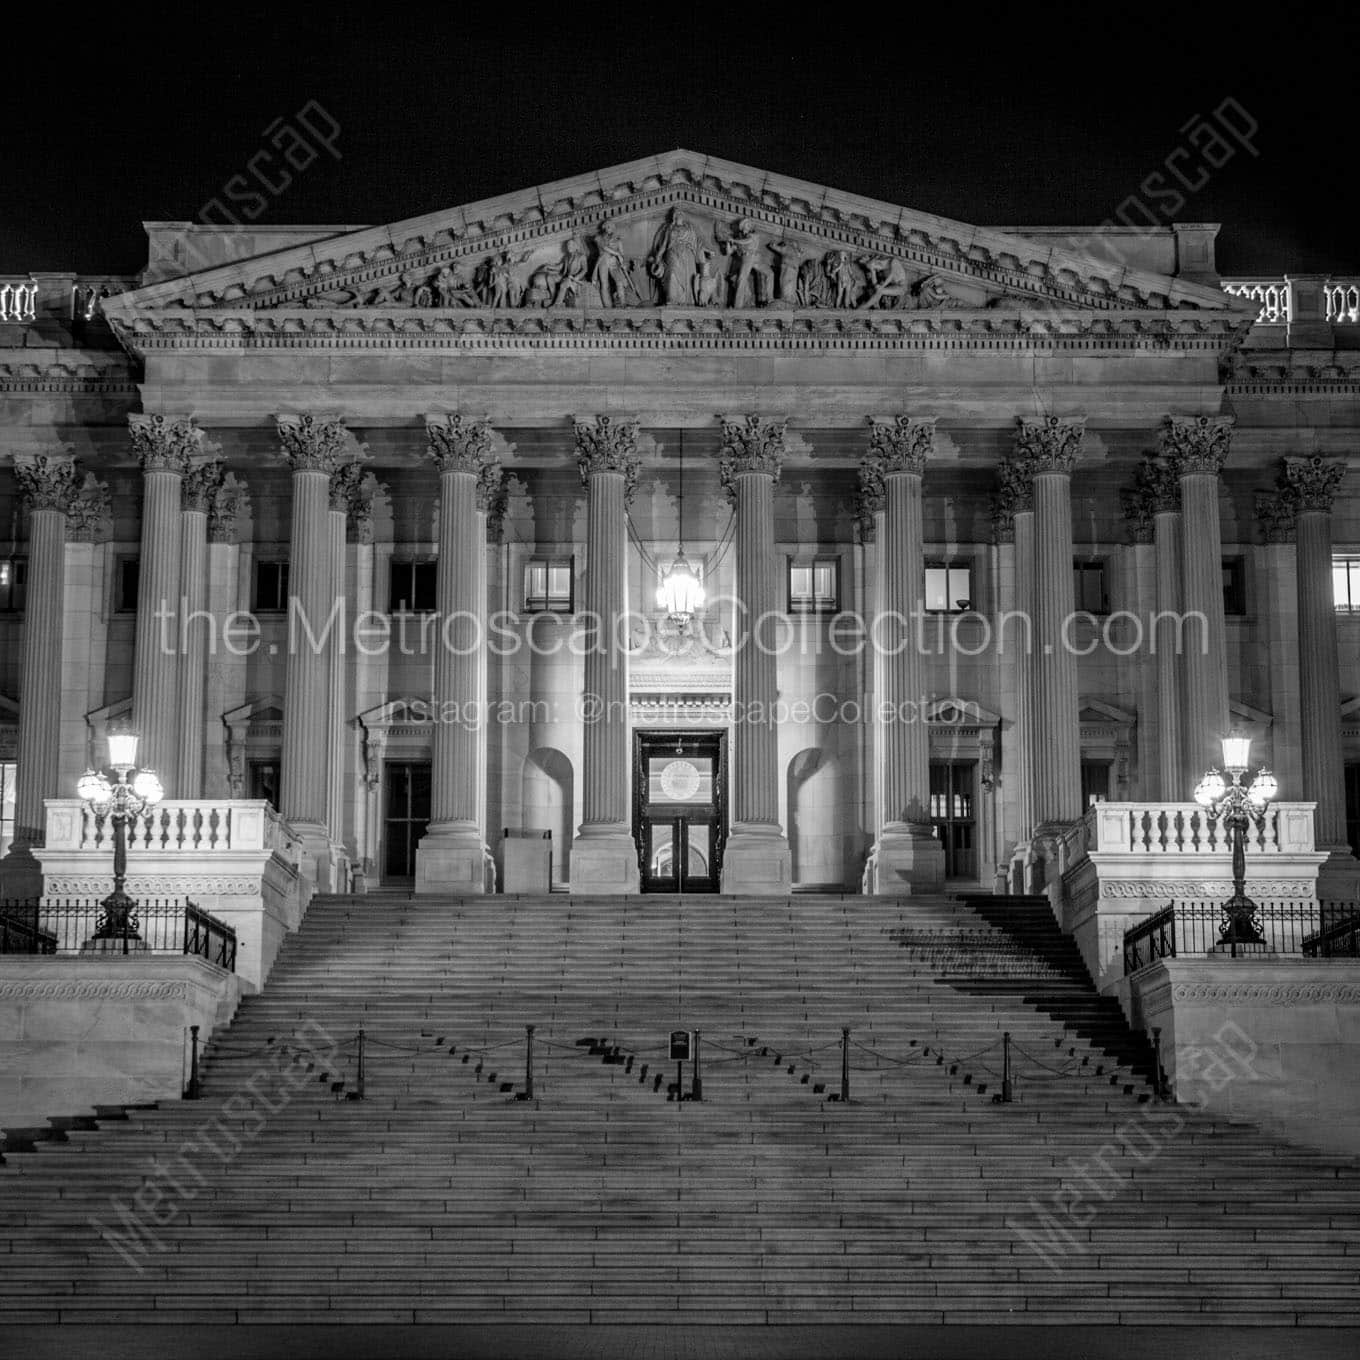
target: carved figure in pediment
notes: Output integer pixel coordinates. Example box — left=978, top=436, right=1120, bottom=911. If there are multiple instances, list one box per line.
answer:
left=717, top=218, right=770, bottom=309
left=914, top=274, right=963, bottom=309
left=797, top=256, right=830, bottom=307
left=695, top=250, right=723, bottom=308
left=770, top=240, right=808, bottom=305
left=985, top=289, right=1063, bottom=313
left=827, top=250, right=864, bottom=308
left=860, top=256, right=910, bottom=310
left=552, top=236, right=589, bottom=306
left=433, top=263, right=479, bottom=308
left=649, top=208, right=700, bottom=305
left=483, top=252, right=523, bottom=308
left=591, top=221, right=637, bottom=307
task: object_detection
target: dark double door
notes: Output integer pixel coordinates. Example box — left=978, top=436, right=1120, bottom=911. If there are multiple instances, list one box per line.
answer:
left=383, top=761, right=430, bottom=880
left=634, top=731, right=727, bottom=892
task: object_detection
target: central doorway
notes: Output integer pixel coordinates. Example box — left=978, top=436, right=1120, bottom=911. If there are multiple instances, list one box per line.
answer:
left=633, top=731, right=727, bottom=892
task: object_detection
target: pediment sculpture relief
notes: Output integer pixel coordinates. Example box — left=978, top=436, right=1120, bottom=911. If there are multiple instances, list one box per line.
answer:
left=297, top=208, right=1040, bottom=313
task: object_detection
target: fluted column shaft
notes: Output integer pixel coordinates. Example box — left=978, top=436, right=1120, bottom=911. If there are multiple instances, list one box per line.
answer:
left=880, top=469, right=929, bottom=826
left=1012, top=507, right=1036, bottom=837
left=175, top=504, right=208, bottom=797
left=13, top=506, right=66, bottom=845
left=474, top=508, right=489, bottom=840
left=1178, top=470, right=1229, bottom=781
left=281, top=467, right=332, bottom=826
left=326, top=504, right=346, bottom=843
left=731, top=468, right=780, bottom=827
left=430, top=467, right=481, bottom=830
left=580, top=466, right=631, bottom=828
left=1297, top=507, right=1345, bottom=844
left=1153, top=509, right=1184, bottom=800
left=132, top=466, right=184, bottom=785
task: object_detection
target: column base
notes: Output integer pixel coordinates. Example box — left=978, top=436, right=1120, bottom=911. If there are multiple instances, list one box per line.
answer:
left=719, top=826, right=791, bottom=895
left=415, top=824, right=488, bottom=896
left=0, top=842, right=44, bottom=899
left=1317, top=849, right=1360, bottom=904
left=290, top=824, right=350, bottom=897
left=570, top=827, right=640, bottom=895
left=865, top=825, right=945, bottom=895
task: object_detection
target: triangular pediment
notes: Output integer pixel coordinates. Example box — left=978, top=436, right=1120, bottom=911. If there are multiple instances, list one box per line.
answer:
left=104, top=150, right=1249, bottom=344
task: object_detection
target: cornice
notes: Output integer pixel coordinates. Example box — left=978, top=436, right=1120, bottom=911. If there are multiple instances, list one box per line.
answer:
left=0, top=359, right=139, bottom=395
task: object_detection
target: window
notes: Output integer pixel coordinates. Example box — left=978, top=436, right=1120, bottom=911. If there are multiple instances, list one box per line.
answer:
left=929, top=760, right=976, bottom=879
left=523, top=559, right=573, bottom=614
left=1081, top=760, right=1111, bottom=807
left=0, top=761, right=15, bottom=859
left=1222, top=557, right=1247, bottom=617
left=389, top=560, right=438, bottom=613
left=253, top=560, right=290, bottom=613
left=1073, top=559, right=1109, bottom=615
left=248, top=761, right=279, bottom=808
left=0, top=558, right=26, bottom=612
left=115, top=558, right=139, bottom=613
left=924, top=560, right=972, bottom=612
left=788, top=558, right=839, bottom=613
left=1335, top=556, right=1360, bottom=612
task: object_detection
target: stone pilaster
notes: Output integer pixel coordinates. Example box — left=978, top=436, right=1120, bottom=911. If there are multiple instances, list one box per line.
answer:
left=1255, top=492, right=1303, bottom=800
left=1281, top=456, right=1356, bottom=896
left=325, top=471, right=349, bottom=877
left=1017, top=415, right=1085, bottom=827
left=718, top=414, right=791, bottom=894
left=863, top=416, right=944, bottom=893
left=204, top=476, right=247, bottom=798
left=1164, top=415, right=1232, bottom=785
left=276, top=412, right=348, bottom=891
left=1, top=455, right=77, bottom=895
left=417, top=415, right=498, bottom=895
left=129, top=414, right=199, bottom=787
left=175, top=460, right=223, bottom=798
left=570, top=415, right=641, bottom=894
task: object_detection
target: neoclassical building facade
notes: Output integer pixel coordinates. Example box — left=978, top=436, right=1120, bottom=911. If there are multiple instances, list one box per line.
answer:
left=1, top=150, right=1357, bottom=903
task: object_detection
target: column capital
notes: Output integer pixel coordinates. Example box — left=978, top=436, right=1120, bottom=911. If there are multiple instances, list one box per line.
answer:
left=574, top=414, right=641, bottom=494
left=65, top=472, right=112, bottom=543
left=718, top=413, right=786, bottom=502
left=181, top=459, right=225, bottom=513
left=476, top=461, right=509, bottom=541
left=426, top=412, right=495, bottom=474
left=1014, top=415, right=1086, bottom=473
left=1161, top=413, right=1233, bottom=475
left=129, top=413, right=201, bottom=473
left=208, top=473, right=249, bottom=544
left=1121, top=455, right=1181, bottom=543
left=13, top=453, right=79, bottom=513
left=866, top=414, right=936, bottom=475
left=1282, top=455, right=1346, bottom=513
left=990, top=452, right=1035, bottom=541
left=331, top=461, right=384, bottom=542
left=276, top=412, right=350, bottom=473
left=1256, top=491, right=1297, bottom=544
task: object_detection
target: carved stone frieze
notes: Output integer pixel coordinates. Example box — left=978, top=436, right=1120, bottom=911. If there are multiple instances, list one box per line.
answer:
left=1161, top=414, right=1234, bottom=476
left=1099, top=879, right=1316, bottom=898
left=129, top=413, right=201, bottom=473
left=1014, top=415, right=1086, bottom=474
left=0, top=980, right=190, bottom=1001
left=276, top=412, right=350, bottom=473
left=1170, top=982, right=1360, bottom=1006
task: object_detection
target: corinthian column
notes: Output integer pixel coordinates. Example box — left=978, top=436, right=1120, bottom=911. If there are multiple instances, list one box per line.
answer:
left=1283, top=456, right=1357, bottom=895
left=176, top=460, right=223, bottom=797
left=718, top=414, right=791, bottom=894
left=1164, top=415, right=1232, bottom=785
left=129, top=414, right=198, bottom=787
left=1, top=455, right=77, bottom=895
left=1017, top=416, right=1085, bottom=826
left=863, top=416, right=944, bottom=893
left=417, top=415, right=498, bottom=895
left=277, top=413, right=348, bottom=889
left=570, top=415, right=641, bottom=894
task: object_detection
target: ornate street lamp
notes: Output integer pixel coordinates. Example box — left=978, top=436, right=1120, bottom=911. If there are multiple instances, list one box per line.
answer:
left=656, top=434, right=706, bottom=628
left=76, top=723, right=164, bottom=949
left=1192, top=731, right=1279, bottom=948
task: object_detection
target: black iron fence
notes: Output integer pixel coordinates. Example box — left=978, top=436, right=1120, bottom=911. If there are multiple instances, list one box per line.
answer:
left=1124, top=900, right=1358, bottom=974
left=0, top=898, right=237, bottom=972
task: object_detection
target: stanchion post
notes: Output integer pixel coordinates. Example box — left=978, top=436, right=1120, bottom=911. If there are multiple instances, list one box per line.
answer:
left=1151, top=1026, right=1165, bottom=1101
left=356, top=1026, right=366, bottom=1101
left=186, top=1023, right=201, bottom=1100
left=1002, top=1030, right=1013, bottom=1104
left=841, top=1026, right=850, bottom=1104
left=692, top=1029, right=702, bottom=1102
left=525, top=1024, right=535, bottom=1101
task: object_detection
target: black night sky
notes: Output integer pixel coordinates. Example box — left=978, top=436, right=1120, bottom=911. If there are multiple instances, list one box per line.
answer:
left=3, top=2, right=1356, bottom=278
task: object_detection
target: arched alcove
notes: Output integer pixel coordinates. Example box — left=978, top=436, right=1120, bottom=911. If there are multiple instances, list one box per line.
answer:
left=787, top=747, right=843, bottom=887
left=522, top=747, right=574, bottom=884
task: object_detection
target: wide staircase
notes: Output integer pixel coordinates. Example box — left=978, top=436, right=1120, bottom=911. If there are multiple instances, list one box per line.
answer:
left=2, top=891, right=1359, bottom=1327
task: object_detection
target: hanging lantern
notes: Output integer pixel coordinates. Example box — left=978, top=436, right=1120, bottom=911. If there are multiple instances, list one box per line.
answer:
left=657, top=551, right=706, bottom=623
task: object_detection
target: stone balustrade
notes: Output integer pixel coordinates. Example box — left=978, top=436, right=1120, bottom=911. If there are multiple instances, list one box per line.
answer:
left=43, top=798, right=298, bottom=861
left=1082, top=800, right=1318, bottom=857
left=0, top=277, right=38, bottom=322
left=1221, top=276, right=1360, bottom=327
